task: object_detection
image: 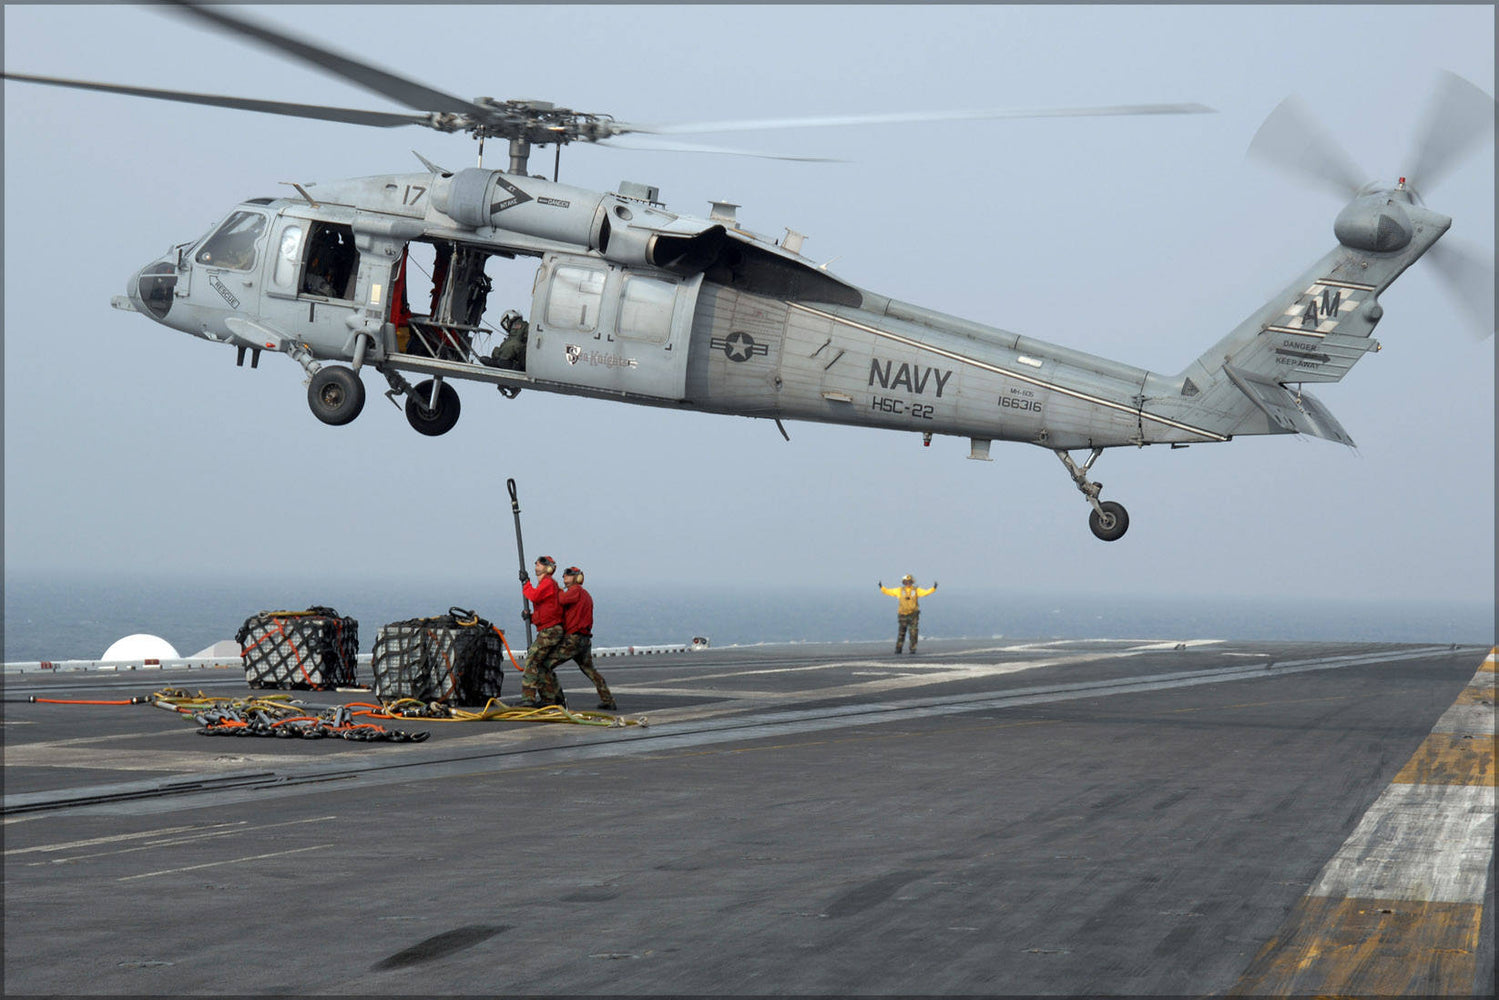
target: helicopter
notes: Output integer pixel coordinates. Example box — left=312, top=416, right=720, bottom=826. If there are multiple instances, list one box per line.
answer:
left=4, top=5, right=1493, bottom=543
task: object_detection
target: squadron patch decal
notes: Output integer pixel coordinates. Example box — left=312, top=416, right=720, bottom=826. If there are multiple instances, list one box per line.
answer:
left=565, top=344, right=637, bottom=368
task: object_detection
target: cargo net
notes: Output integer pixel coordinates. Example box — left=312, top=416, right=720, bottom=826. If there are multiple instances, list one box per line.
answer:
left=236, top=606, right=359, bottom=691
left=372, top=607, right=505, bottom=706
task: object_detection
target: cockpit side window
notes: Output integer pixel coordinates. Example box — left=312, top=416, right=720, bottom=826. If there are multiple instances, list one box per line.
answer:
left=194, top=211, right=267, bottom=271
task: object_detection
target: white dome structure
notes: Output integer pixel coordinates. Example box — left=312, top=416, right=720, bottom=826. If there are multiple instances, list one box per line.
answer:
left=101, top=634, right=180, bottom=661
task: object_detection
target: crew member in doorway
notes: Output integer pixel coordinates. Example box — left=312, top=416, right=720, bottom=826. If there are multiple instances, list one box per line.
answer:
left=519, top=555, right=566, bottom=707
left=487, top=310, right=529, bottom=371
left=879, top=574, right=938, bottom=654
left=552, top=566, right=617, bottom=711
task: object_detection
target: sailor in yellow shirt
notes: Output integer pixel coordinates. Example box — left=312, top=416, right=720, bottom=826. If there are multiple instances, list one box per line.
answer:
left=879, top=574, right=938, bottom=654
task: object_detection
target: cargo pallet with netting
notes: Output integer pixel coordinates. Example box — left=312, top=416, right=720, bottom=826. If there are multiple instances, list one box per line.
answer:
left=236, top=606, right=359, bottom=690
left=372, top=608, right=506, bottom=705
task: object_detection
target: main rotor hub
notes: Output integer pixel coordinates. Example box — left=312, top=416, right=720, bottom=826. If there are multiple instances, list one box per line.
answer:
left=460, top=98, right=620, bottom=148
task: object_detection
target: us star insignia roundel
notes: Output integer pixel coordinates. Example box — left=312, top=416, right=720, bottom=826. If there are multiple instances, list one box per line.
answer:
left=711, top=330, right=770, bottom=362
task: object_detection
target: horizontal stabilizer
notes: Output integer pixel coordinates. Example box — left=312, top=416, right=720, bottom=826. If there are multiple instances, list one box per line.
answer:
left=1222, top=365, right=1355, bottom=446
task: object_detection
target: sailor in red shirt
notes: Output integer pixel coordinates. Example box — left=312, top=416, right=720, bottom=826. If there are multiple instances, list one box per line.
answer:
left=554, top=566, right=616, bottom=711
left=519, top=555, right=566, bottom=707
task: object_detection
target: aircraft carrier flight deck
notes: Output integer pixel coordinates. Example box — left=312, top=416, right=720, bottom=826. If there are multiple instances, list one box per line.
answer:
left=4, top=637, right=1493, bottom=996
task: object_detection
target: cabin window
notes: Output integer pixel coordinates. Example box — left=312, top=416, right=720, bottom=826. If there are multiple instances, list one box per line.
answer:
left=545, top=265, right=606, bottom=331
left=194, top=211, right=267, bottom=271
left=273, top=226, right=303, bottom=289
left=300, top=222, right=359, bottom=300
left=617, top=276, right=676, bottom=343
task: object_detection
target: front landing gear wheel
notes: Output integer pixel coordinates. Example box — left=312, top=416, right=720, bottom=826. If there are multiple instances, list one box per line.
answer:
left=1088, top=500, right=1129, bottom=542
left=308, top=366, right=365, bottom=426
left=405, top=379, right=461, bottom=436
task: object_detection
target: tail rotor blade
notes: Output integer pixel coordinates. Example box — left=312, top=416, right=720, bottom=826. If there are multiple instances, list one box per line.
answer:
left=1426, top=239, right=1496, bottom=341
left=1406, top=70, right=1496, bottom=198
left=1247, top=95, right=1368, bottom=198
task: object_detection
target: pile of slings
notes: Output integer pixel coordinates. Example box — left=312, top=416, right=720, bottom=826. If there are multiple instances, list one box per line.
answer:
left=148, top=689, right=644, bottom=743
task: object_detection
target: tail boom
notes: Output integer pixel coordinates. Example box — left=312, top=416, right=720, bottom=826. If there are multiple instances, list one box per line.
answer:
left=1146, top=192, right=1450, bottom=445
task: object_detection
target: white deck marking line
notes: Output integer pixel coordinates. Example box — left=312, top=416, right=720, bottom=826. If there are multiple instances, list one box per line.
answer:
left=119, top=844, right=331, bottom=881
left=4, top=822, right=243, bottom=856
left=1125, top=640, right=1224, bottom=651
left=30, top=815, right=341, bottom=866
left=1308, top=783, right=1495, bottom=903
left=626, top=646, right=1461, bottom=737
left=9, top=815, right=337, bottom=856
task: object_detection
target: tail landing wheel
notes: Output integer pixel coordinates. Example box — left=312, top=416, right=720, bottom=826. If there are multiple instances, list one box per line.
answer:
left=1088, top=500, right=1130, bottom=542
left=1055, top=448, right=1130, bottom=542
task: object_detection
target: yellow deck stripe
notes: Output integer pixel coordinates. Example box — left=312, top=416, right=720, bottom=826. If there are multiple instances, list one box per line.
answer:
left=1454, top=682, right=1495, bottom=705
left=1229, top=896, right=1483, bottom=995
left=1391, top=734, right=1495, bottom=786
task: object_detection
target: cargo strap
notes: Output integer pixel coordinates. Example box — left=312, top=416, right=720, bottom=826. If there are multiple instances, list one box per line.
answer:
left=363, top=697, right=646, bottom=728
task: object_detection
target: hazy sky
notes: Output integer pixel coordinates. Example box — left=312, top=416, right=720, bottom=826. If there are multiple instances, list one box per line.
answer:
left=3, top=5, right=1493, bottom=608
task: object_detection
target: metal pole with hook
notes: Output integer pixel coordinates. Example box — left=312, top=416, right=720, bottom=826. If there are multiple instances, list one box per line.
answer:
left=507, top=478, right=533, bottom=646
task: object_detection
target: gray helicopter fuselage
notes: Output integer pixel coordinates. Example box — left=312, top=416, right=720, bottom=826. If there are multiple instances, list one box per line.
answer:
left=119, top=165, right=1451, bottom=493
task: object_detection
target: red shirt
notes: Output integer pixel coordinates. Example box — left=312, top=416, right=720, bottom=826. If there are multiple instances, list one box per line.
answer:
left=521, top=574, right=562, bottom=629
left=559, top=584, right=594, bottom=635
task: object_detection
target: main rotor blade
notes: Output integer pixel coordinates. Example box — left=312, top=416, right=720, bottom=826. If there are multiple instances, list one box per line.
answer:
left=1426, top=239, right=1496, bottom=341
left=1247, top=95, right=1368, bottom=199
left=597, top=135, right=841, bottom=162
left=1406, top=70, right=1496, bottom=198
left=167, top=1, right=487, bottom=118
left=2, top=72, right=430, bottom=128
left=628, top=102, right=1215, bottom=136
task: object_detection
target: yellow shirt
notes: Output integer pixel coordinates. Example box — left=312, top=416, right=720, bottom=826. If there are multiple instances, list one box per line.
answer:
left=881, top=585, right=934, bottom=615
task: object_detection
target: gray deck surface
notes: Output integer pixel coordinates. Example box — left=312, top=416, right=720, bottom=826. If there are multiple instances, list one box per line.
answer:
left=3, top=637, right=1492, bottom=995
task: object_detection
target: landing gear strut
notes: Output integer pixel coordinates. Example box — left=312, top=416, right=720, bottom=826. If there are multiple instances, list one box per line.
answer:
left=1056, top=448, right=1130, bottom=542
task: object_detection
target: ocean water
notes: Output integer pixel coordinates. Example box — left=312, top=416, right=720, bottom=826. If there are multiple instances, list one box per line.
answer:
left=3, top=571, right=1492, bottom=663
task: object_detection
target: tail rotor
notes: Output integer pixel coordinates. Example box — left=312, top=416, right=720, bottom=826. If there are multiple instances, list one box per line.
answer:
left=1247, top=71, right=1495, bottom=339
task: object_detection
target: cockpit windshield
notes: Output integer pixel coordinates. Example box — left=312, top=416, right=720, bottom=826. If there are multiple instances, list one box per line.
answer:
left=194, top=210, right=267, bottom=271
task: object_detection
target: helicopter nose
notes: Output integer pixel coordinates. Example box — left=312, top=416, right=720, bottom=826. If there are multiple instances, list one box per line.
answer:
left=130, top=261, right=178, bottom=320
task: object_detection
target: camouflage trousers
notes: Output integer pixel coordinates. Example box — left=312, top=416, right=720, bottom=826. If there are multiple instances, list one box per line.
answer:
left=547, top=632, right=615, bottom=708
left=895, top=612, right=920, bottom=652
left=521, top=625, right=566, bottom=705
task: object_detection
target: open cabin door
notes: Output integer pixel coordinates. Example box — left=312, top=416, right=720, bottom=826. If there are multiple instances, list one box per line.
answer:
left=526, top=253, right=701, bottom=399
left=260, top=214, right=367, bottom=356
